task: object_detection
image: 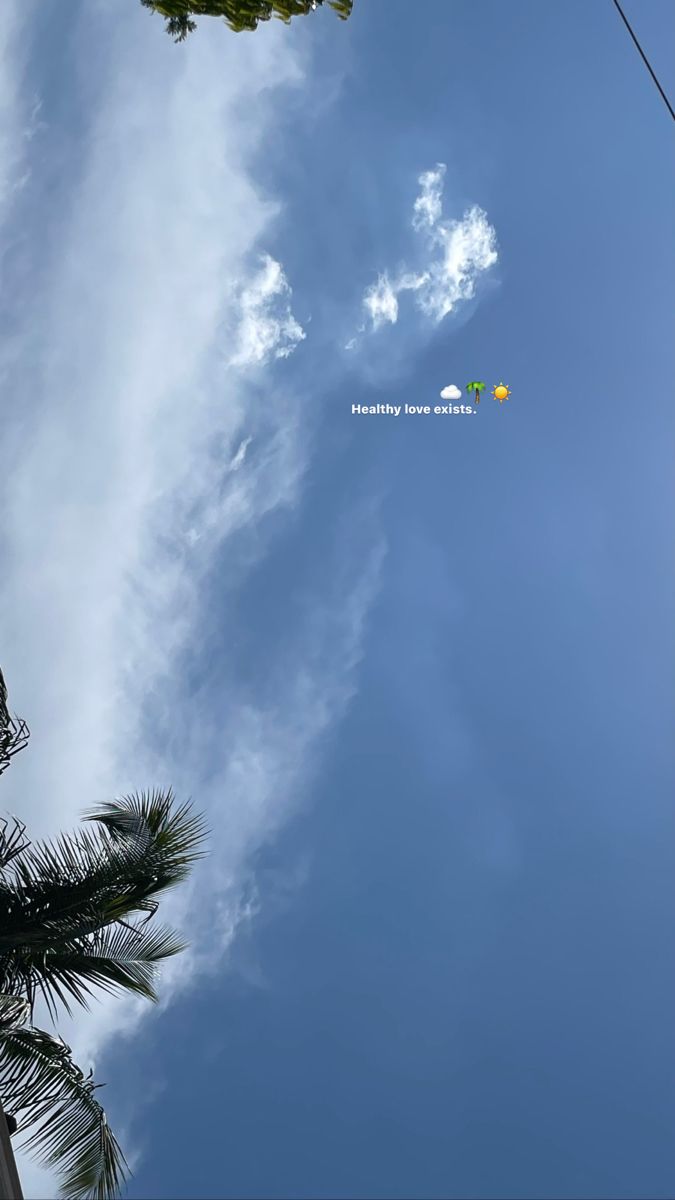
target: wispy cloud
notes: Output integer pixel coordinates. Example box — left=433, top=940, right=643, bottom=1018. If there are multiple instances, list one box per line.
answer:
left=228, top=252, right=306, bottom=367
left=412, top=164, right=444, bottom=232
left=229, top=435, right=253, bottom=470
left=357, top=162, right=498, bottom=337
left=0, top=4, right=30, bottom=221
left=363, top=272, right=400, bottom=327
left=0, top=7, right=381, bottom=1194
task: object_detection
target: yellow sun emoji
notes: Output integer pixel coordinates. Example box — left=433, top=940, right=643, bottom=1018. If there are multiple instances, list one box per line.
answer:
left=492, top=382, right=511, bottom=403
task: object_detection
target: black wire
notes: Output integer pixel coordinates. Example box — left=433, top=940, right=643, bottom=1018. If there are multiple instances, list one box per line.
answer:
left=611, top=0, right=675, bottom=123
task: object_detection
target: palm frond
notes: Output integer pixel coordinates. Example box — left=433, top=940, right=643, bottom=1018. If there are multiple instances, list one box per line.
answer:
left=0, top=824, right=147, bottom=950
left=7, top=922, right=187, bottom=1017
left=0, top=1025, right=129, bottom=1200
left=0, top=667, right=30, bottom=779
left=0, top=994, right=30, bottom=1029
left=83, top=789, right=208, bottom=889
left=0, top=792, right=204, bottom=1022
left=0, top=791, right=207, bottom=952
left=0, top=815, right=30, bottom=871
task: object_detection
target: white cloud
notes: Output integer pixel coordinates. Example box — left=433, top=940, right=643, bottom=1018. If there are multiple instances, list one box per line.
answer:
left=416, top=203, right=498, bottom=322
left=440, top=384, right=461, bottom=401
left=358, top=162, right=498, bottom=335
left=228, top=252, right=306, bottom=367
left=363, top=271, right=399, bottom=328
left=229, top=435, right=252, bottom=470
left=412, top=163, right=445, bottom=232
left=0, top=8, right=382, bottom=1195
left=0, top=4, right=29, bottom=222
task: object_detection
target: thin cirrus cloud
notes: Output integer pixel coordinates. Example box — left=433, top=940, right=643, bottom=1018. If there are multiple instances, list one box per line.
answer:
left=0, top=6, right=383, bottom=1195
left=440, top=384, right=461, bottom=401
left=358, top=162, right=498, bottom=335
left=0, top=5, right=34, bottom=219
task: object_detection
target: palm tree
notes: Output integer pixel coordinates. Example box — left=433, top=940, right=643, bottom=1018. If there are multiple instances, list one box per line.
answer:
left=0, top=668, right=207, bottom=1199
left=466, top=380, right=486, bottom=405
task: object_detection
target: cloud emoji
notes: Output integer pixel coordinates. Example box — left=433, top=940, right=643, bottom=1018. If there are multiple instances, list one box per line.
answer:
left=440, top=384, right=461, bottom=401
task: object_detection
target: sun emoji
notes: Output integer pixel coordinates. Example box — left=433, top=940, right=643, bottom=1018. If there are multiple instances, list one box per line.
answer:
left=492, top=382, right=511, bottom=404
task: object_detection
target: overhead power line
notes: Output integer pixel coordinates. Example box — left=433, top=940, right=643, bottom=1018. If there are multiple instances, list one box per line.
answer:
left=611, top=0, right=675, bottom=123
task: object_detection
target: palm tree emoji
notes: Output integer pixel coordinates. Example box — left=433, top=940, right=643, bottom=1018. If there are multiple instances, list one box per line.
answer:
left=466, top=380, right=486, bottom=404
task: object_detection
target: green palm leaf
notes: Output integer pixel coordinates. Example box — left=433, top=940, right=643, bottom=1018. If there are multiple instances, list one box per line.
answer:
left=0, top=815, right=30, bottom=872
left=42, top=922, right=187, bottom=1004
left=0, top=1023, right=129, bottom=1200
left=0, top=666, right=207, bottom=1198
left=0, top=994, right=30, bottom=1029
left=85, top=790, right=208, bottom=882
left=0, top=792, right=205, bottom=1022
left=0, top=791, right=206, bottom=947
left=2, top=923, right=186, bottom=1019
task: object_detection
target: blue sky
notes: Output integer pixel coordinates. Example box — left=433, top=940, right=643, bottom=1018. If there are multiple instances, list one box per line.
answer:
left=1, top=1, right=674, bottom=1197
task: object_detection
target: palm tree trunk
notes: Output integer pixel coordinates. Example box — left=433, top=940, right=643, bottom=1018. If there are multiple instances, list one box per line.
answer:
left=0, top=1098, right=23, bottom=1199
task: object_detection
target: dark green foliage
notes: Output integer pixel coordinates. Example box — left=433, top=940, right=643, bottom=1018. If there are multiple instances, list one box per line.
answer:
left=0, top=997, right=128, bottom=1200
left=0, top=790, right=207, bottom=1022
left=140, top=0, right=354, bottom=41
left=0, top=666, right=208, bottom=1199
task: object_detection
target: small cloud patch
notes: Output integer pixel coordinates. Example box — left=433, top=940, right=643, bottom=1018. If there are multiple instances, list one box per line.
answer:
left=229, top=254, right=306, bottom=368
left=354, top=163, right=498, bottom=340
left=363, top=273, right=400, bottom=328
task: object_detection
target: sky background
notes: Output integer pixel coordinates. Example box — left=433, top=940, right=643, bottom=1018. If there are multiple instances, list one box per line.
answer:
left=1, top=1, right=674, bottom=1198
